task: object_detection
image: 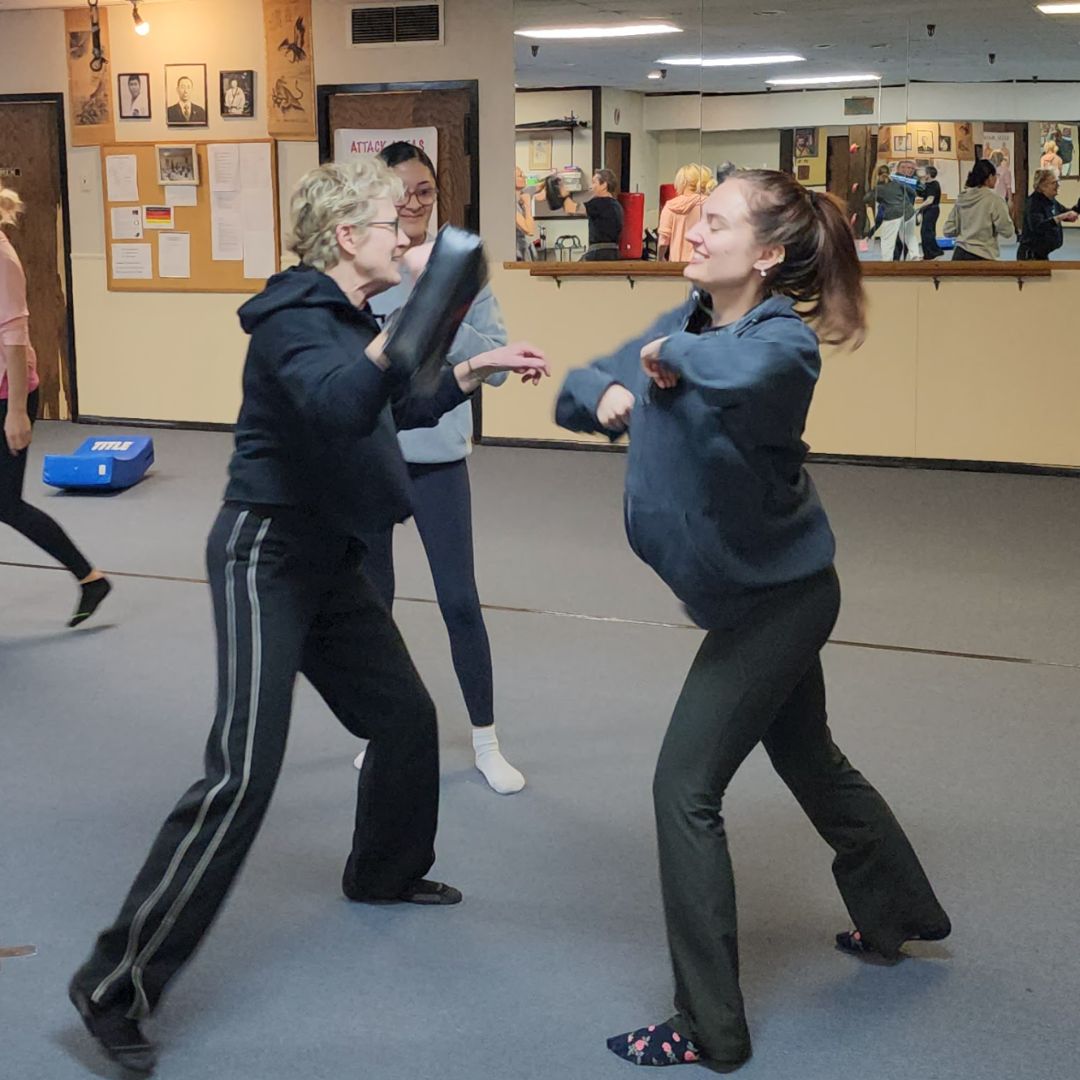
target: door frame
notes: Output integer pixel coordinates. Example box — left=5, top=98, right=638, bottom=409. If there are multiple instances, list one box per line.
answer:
left=316, top=80, right=480, bottom=235
left=603, top=131, right=631, bottom=194
left=0, top=92, right=78, bottom=417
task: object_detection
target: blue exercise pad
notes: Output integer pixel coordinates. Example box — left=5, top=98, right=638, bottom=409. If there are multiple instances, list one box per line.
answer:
left=42, top=436, right=154, bottom=491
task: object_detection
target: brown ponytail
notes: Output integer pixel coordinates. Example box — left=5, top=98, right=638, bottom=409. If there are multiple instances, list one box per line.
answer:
left=737, top=170, right=867, bottom=348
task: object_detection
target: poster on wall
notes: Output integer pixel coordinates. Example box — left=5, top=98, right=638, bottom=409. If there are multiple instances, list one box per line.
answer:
left=263, top=0, right=316, bottom=140
left=1038, top=122, right=1077, bottom=176
left=956, top=122, right=975, bottom=158
left=793, top=128, right=819, bottom=158
left=982, top=130, right=1016, bottom=203
left=334, top=127, right=439, bottom=232
left=64, top=7, right=115, bottom=147
left=936, top=122, right=957, bottom=159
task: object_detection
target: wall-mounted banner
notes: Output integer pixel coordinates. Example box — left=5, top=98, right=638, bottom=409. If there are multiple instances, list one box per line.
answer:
left=263, top=0, right=316, bottom=141
left=64, top=5, right=116, bottom=147
left=334, top=127, right=440, bottom=232
left=333, top=127, right=439, bottom=165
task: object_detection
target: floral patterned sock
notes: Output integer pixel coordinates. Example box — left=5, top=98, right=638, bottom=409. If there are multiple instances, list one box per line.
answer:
left=606, top=1021, right=703, bottom=1067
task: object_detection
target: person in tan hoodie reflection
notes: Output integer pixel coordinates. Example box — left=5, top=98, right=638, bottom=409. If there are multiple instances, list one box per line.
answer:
left=658, top=163, right=726, bottom=262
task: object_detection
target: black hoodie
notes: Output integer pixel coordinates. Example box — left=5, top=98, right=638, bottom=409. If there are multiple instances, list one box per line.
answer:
left=224, top=264, right=470, bottom=536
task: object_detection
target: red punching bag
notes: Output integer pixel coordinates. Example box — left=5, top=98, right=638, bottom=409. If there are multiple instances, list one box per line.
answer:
left=659, top=183, right=677, bottom=212
left=619, top=192, right=645, bottom=259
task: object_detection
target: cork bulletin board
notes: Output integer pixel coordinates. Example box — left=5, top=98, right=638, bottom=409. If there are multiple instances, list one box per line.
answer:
left=99, top=138, right=280, bottom=293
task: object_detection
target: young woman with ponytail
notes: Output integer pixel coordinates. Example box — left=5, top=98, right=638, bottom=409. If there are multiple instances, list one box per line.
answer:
left=557, top=170, right=950, bottom=1071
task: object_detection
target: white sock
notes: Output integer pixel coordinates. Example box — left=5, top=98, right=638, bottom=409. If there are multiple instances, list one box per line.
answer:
left=472, top=727, right=525, bottom=795
left=352, top=740, right=369, bottom=771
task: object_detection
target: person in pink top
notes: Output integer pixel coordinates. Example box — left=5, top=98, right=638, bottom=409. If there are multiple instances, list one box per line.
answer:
left=657, top=164, right=722, bottom=262
left=0, top=188, right=110, bottom=626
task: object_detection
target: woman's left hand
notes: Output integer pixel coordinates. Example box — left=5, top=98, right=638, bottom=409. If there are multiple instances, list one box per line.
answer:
left=641, top=337, right=679, bottom=389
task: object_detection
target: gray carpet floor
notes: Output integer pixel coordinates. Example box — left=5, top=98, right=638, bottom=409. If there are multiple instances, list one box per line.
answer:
left=1, top=424, right=1077, bottom=1079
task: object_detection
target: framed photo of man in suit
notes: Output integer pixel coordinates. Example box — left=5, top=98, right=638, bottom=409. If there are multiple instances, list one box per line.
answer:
left=165, top=63, right=209, bottom=127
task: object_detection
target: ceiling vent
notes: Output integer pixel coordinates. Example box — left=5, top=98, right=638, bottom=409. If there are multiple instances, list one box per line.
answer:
left=350, top=2, right=443, bottom=47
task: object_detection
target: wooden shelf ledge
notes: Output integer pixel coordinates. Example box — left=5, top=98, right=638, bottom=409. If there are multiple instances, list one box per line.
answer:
left=502, top=260, right=1057, bottom=283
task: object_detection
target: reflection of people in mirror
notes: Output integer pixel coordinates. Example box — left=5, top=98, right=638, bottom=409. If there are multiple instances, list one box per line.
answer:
left=120, top=74, right=150, bottom=119
left=544, top=169, right=623, bottom=260
left=1057, top=126, right=1074, bottom=176
left=514, top=166, right=536, bottom=260
left=1018, top=168, right=1080, bottom=260
left=1040, top=140, right=1063, bottom=173
left=167, top=76, right=207, bottom=125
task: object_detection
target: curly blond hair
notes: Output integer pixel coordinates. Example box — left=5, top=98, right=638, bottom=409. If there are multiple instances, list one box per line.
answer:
left=0, top=187, right=25, bottom=228
left=674, top=163, right=717, bottom=196
left=287, top=159, right=403, bottom=272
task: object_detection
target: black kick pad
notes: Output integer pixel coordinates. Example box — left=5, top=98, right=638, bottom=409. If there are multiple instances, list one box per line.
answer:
left=382, top=225, right=489, bottom=391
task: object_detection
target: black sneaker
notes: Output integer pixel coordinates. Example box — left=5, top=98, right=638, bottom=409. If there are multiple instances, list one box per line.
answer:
left=69, top=980, right=157, bottom=1074
left=345, top=877, right=462, bottom=906
left=69, top=577, right=112, bottom=628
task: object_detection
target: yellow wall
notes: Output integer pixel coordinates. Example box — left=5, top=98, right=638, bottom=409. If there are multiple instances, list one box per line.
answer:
left=483, top=267, right=1080, bottom=469
left=0, top=0, right=514, bottom=422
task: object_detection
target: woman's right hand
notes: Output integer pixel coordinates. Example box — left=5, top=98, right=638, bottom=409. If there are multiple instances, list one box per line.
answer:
left=457, top=342, right=550, bottom=392
left=596, top=384, right=635, bottom=431
left=1060, top=210, right=1079, bottom=223
left=4, top=408, right=32, bottom=455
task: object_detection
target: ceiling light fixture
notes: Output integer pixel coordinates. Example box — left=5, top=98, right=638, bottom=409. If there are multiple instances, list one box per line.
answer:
left=130, top=0, right=150, bottom=36
left=647, top=69, right=664, bottom=79
left=767, top=73, right=880, bottom=86
left=515, top=23, right=682, bottom=40
left=658, top=53, right=804, bottom=67
left=1037, top=3, right=1080, bottom=13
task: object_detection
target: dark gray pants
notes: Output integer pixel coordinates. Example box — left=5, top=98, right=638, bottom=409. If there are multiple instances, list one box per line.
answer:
left=73, top=505, right=441, bottom=1020
left=653, top=567, right=949, bottom=1064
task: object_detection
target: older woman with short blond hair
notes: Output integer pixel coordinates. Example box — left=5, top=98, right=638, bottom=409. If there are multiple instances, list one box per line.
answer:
left=69, top=158, right=548, bottom=1073
left=1018, top=167, right=1080, bottom=260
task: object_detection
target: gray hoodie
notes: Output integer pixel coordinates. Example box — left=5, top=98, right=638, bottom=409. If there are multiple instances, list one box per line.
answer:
left=944, top=186, right=1016, bottom=259
left=370, top=268, right=508, bottom=464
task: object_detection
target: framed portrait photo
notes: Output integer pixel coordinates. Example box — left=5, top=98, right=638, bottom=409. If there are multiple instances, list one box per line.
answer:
left=528, top=136, right=552, bottom=171
left=165, top=63, right=209, bottom=127
left=793, top=127, right=819, bottom=158
left=117, top=73, right=151, bottom=120
left=220, top=69, right=255, bottom=119
left=155, top=143, right=200, bottom=186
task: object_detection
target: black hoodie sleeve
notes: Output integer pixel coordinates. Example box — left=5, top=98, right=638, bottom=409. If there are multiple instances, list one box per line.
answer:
left=269, top=313, right=393, bottom=437
left=390, top=365, right=471, bottom=430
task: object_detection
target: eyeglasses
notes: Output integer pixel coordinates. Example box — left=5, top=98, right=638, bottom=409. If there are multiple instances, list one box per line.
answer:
left=395, top=187, right=438, bottom=209
left=368, top=219, right=404, bottom=234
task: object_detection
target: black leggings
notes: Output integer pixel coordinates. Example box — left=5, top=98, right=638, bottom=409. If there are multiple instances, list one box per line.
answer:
left=0, top=390, right=93, bottom=579
left=362, top=458, right=494, bottom=728
left=653, top=567, right=949, bottom=1063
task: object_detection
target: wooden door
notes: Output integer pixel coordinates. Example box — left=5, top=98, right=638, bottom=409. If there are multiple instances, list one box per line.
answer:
left=322, top=84, right=478, bottom=233
left=0, top=99, right=72, bottom=419
left=604, top=132, right=630, bottom=194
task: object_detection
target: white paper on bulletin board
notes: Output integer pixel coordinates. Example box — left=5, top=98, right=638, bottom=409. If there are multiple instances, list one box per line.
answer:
left=936, top=160, right=961, bottom=200
left=334, top=127, right=439, bottom=233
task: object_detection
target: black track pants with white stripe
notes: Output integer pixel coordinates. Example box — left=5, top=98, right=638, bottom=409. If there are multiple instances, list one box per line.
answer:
left=72, top=505, right=440, bottom=1019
